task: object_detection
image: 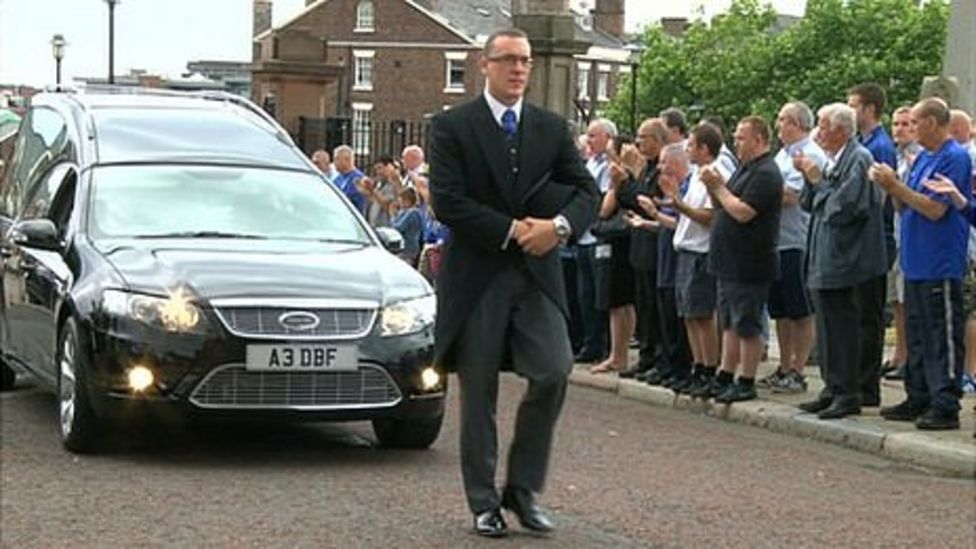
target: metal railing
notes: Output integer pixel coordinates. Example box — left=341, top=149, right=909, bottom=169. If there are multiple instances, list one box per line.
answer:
left=297, top=116, right=430, bottom=168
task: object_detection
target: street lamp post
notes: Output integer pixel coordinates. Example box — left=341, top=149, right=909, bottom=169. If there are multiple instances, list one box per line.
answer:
left=51, top=34, right=67, bottom=89
left=105, top=0, right=120, bottom=84
left=624, top=42, right=646, bottom=137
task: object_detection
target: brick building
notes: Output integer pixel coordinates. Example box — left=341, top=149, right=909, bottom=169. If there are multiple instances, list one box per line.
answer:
left=251, top=0, right=634, bottom=159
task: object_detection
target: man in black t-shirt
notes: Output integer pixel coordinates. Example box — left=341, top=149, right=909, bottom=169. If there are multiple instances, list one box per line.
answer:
left=702, top=116, right=783, bottom=402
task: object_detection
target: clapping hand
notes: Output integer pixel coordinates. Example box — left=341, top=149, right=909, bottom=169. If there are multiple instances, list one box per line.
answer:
left=658, top=174, right=679, bottom=200
left=636, top=194, right=659, bottom=218
left=624, top=211, right=655, bottom=230
left=699, top=165, right=724, bottom=190
left=867, top=162, right=899, bottom=191
left=610, top=161, right=630, bottom=187
left=792, top=151, right=822, bottom=183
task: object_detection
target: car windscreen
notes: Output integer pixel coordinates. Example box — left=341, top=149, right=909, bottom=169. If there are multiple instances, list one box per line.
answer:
left=88, top=165, right=371, bottom=243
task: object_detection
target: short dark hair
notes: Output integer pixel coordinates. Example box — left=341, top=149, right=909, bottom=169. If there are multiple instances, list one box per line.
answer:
left=703, top=115, right=726, bottom=139
left=739, top=116, right=771, bottom=144
left=399, top=187, right=418, bottom=205
left=849, top=82, right=887, bottom=119
left=376, top=154, right=396, bottom=166
left=659, top=107, right=688, bottom=136
left=692, top=123, right=723, bottom=158
left=482, top=29, right=529, bottom=57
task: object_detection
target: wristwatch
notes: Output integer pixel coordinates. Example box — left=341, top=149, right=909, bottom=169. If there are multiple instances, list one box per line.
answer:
left=553, top=215, right=572, bottom=241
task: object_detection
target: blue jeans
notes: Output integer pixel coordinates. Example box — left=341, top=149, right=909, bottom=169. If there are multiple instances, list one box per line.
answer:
left=904, top=279, right=965, bottom=414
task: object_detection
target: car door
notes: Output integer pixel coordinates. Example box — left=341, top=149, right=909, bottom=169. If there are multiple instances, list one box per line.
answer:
left=6, top=164, right=77, bottom=383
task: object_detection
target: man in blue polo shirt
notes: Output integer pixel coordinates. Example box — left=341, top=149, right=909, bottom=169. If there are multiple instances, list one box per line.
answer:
left=848, top=82, right=896, bottom=407
left=331, top=145, right=368, bottom=214
left=869, top=97, right=972, bottom=430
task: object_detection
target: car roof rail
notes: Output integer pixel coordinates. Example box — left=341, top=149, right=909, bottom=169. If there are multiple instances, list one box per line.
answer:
left=74, top=85, right=296, bottom=146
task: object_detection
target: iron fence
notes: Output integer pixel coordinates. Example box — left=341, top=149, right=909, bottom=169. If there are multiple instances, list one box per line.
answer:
left=297, top=116, right=431, bottom=169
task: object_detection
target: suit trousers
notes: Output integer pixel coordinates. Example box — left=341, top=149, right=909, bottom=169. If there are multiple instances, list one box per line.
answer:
left=455, top=263, right=573, bottom=514
left=634, top=268, right=664, bottom=369
left=657, top=285, right=691, bottom=375
left=855, top=274, right=886, bottom=403
left=576, top=244, right=609, bottom=358
left=813, top=287, right=861, bottom=401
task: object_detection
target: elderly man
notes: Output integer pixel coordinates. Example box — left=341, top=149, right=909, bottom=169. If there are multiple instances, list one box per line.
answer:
left=761, top=102, right=827, bottom=394
left=948, top=109, right=976, bottom=187
left=571, top=119, right=616, bottom=364
left=848, top=83, right=897, bottom=407
left=702, top=116, right=783, bottom=402
left=870, top=98, right=972, bottom=430
left=331, top=145, right=368, bottom=214
left=311, top=149, right=337, bottom=180
left=616, top=119, right=679, bottom=384
left=795, top=103, right=887, bottom=419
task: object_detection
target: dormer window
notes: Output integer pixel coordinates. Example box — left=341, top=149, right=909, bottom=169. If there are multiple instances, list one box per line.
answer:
left=355, top=1, right=375, bottom=32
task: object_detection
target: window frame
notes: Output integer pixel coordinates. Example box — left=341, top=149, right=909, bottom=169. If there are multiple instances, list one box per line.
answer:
left=353, top=50, right=375, bottom=91
left=576, top=62, right=591, bottom=101
left=354, top=0, right=375, bottom=33
left=443, top=52, right=467, bottom=94
left=351, top=102, right=373, bottom=157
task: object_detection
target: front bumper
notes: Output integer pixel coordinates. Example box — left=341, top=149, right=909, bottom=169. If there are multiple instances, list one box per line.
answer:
left=84, top=319, right=445, bottom=422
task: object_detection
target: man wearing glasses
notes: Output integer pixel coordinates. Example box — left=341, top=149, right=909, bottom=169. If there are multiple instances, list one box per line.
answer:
left=429, top=28, right=599, bottom=538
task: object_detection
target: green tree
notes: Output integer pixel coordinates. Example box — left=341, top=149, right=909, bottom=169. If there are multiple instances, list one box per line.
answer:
left=607, top=0, right=949, bottom=134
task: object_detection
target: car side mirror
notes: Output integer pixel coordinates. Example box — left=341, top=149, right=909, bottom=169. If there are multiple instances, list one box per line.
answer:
left=375, top=227, right=404, bottom=254
left=10, top=219, right=61, bottom=251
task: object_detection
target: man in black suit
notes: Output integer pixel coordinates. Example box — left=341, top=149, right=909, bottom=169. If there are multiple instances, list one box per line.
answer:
left=429, top=29, right=599, bottom=538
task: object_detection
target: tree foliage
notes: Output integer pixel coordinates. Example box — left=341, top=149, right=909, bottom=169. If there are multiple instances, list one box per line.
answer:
left=607, top=0, right=950, bottom=133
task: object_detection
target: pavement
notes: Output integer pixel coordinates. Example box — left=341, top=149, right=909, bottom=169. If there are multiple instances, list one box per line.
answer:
left=570, top=342, right=976, bottom=479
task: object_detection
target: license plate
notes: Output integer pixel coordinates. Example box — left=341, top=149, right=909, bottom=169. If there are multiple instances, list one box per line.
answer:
left=245, top=344, right=358, bottom=372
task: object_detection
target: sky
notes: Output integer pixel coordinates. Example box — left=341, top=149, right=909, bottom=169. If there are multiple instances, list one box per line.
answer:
left=0, top=0, right=807, bottom=87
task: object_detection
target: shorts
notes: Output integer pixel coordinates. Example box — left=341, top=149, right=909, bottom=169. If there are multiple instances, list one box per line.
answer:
left=964, top=266, right=976, bottom=318
left=886, top=250, right=905, bottom=304
left=675, top=251, right=716, bottom=319
left=767, top=249, right=813, bottom=319
left=718, top=278, right=770, bottom=339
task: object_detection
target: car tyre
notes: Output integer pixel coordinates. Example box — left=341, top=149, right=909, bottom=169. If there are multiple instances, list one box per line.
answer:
left=372, top=413, right=443, bottom=449
left=58, top=317, right=103, bottom=453
left=0, top=357, right=15, bottom=391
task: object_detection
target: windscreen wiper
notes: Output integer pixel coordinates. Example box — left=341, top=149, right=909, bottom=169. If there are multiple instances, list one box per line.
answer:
left=132, top=231, right=268, bottom=239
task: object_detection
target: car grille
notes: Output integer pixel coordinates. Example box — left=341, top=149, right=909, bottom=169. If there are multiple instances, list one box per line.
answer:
left=188, top=364, right=402, bottom=410
left=213, top=306, right=376, bottom=339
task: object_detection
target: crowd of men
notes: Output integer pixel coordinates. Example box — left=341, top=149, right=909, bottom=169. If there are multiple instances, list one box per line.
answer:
left=309, top=85, right=975, bottom=432
left=567, top=85, right=974, bottom=431
left=310, top=144, right=448, bottom=281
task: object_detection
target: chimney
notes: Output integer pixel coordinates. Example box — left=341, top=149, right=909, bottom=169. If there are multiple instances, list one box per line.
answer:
left=253, top=0, right=272, bottom=37
left=592, top=0, right=624, bottom=38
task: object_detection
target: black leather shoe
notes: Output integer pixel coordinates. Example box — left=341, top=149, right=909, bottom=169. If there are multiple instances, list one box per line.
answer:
left=914, top=409, right=960, bottom=430
left=714, top=382, right=757, bottom=403
left=619, top=365, right=649, bottom=379
left=501, top=487, right=553, bottom=534
left=880, top=400, right=924, bottom=422
left=817, top=399, right=861, bottom=420
left=473, top=508, right=507, bottom=537
left=798, top=396, right=832, bottom=414
left=644, top=368, right=672, bottom=386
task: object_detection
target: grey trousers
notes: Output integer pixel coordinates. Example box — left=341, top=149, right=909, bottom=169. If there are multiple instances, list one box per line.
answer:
left=454, top=263, right=573, bottom=513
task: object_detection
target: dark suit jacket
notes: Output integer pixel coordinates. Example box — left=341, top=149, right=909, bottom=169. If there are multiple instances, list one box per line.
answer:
left=801, top=138, right=888, bottom=290
left=429, top=97, right=599, bottom=370
left=615, top=159, right=660, bottom=270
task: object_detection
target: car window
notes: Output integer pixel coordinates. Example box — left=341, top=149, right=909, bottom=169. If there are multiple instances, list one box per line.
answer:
left=0, top=108, right=68, bottom=218
left=89, top=166, right=371, bottom=243
left=20, top=164, right=73, bottom=222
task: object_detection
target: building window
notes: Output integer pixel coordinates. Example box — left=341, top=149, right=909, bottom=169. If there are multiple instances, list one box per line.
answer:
left=577, top=63, right=591, bottom=100
left=352, top=103, right=373, bottom=155
left=444, top=52, right=466, bottom=93
left=353, top=50, right=374, bottom=91
left=597, top=64, right=611, bottom=101
left=355, top=0, right=375, bottom=32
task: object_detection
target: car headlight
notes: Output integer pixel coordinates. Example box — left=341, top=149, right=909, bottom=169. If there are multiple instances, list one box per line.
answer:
left=102, top=287, right=208, bottom=334
left=380, top=294, right=436, bottom=337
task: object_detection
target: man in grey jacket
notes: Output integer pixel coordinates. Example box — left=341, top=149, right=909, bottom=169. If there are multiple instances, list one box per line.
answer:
left=794, top=103, right=888, bottom=419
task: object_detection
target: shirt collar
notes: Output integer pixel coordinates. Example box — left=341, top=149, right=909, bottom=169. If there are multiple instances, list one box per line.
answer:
left=859, top=124, right=882, bottom=145
left=483, top=89, right=523, bottom=127
left=783, top=135, right=811, bottom=155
